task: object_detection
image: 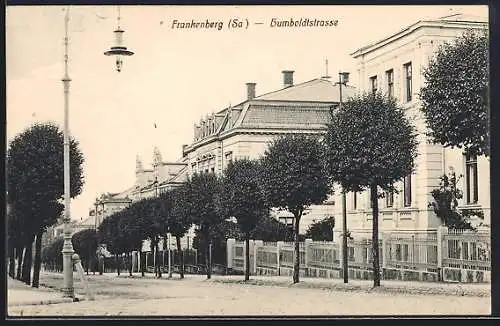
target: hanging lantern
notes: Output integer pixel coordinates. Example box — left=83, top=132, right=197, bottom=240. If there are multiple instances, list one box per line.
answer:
left=104, top=6, right=134, bottom=72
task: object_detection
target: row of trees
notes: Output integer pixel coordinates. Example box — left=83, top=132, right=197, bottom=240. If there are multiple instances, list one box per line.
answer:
left=7, top=123, right=85, bottom=288
left=92, top=91, right=418, bottom=286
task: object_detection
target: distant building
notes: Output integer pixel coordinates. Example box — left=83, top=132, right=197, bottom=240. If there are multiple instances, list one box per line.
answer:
left=339, top=13, right=489, bottom=237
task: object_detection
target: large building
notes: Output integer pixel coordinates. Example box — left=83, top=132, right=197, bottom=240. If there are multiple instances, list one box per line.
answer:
left=182, top=70, right=357, bottom=233
left=334, top=13, right=489, bottom=238
left=91, top=70, right=356, bottom=235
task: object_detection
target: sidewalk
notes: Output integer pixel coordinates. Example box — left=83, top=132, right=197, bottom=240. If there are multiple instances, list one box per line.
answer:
left=86, top=271, right=490, bottom=297
left=8, top=277, right=75, bottom=307
left=209, top=274, right=491, bottom=297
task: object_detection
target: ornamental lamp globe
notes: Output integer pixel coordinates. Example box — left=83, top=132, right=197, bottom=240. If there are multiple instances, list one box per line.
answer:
left=104, top=28, right=134, bottom=72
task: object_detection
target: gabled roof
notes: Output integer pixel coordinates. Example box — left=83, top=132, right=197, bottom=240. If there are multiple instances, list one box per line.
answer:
left=351, top=12, right=488, bottom=58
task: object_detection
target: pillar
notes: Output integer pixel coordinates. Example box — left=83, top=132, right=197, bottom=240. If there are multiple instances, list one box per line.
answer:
left=227, top=239, right=235, bottom=269
left=253, top=240, right=263, bottom=275
left=277, top=241, right=284, bottom=276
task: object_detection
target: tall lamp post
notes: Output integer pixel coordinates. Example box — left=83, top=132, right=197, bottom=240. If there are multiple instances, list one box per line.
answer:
left=61, top=6, right=75, bottom=299
left=335, top=71, right=350, bottom=284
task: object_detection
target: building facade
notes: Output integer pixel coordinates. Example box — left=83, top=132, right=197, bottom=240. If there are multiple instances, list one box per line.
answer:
left=337, top=13, right=489, bottom=238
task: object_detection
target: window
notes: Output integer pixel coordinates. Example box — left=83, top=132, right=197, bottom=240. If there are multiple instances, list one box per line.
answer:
left=370, top=75, right=378, bottom=94
left=210, top=167, right=215, bottom=174
left=404, top=62, right=412, bottom=102
left=386, top=189, right=394, bottom=208
left=386, top=69, right=394, bottom=98
left=465, top=153, right=478, bottom=204
left=403, top=174, right=412, bottom=207
left=353, top=192, right=357, bottom=210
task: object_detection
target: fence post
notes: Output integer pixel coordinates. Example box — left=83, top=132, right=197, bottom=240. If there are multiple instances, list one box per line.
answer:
left=227, top=239, right=235, bottom=270
left=249, top=240, right=255, bottom=275
left=381, top=232, right=387, bottom=271
left=253, top=240, right=263, bottom=275
left=304, top=239, right=312, bottom=275
left=437, top=226, right=445, bottom=281
left=277, top=241, right=284, bottom=276
left=337, top=236, right=344, bottom=275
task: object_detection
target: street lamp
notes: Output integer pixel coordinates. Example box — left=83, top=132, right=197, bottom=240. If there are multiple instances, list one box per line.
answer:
left=61, top=6, right=75, bottom=299
left=104, top=6, right=134, bottom=72
left=335, top=71, right=350, bottom=284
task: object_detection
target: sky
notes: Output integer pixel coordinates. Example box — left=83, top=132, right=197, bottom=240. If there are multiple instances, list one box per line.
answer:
left=6, top=5, right=488, bottom=221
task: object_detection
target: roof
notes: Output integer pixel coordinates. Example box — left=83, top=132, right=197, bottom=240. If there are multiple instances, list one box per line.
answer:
left=255, top=78, right=356, bottom=102
left=351, top=12, right=488, bottom=58
left=78, top=215, right=95, bottom=227
left=186, top=77, right=357, bottom=151
left=240, top=103, right=333, bottom=129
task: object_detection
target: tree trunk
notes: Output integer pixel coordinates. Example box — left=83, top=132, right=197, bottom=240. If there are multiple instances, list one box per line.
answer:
left=32, top=230, right=43, bottom=288
left=8, top=240, right=16, bottom=278
left=176, top=236, right=184, bottom=279
left=293, top=215, right=301, bottom=284
left=128, top=252, right=133, bottom=276
left=155, top=240, right=162, bottom=278
left=150, top=240, right=156, bottom=277
left=9, top=252, right=16, bottom=278
left=116, top=254, right=120, bottom=276
left=205, top=231, right=211, bottom=280
left=370, top=184, right=381, bottom=287
left=86, top=245, right=90, bottom=275
left=245, top=233, right=250, bottom=281
left=140, top=249, right=145, bottom=277
left=22, top=236, right=35, bottom=284
left=16, top=245, right=23, bottom=280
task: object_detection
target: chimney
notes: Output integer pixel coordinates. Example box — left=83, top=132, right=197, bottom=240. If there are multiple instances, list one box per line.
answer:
left=282, top=70, right=294, bottom=88
left=246, top=82, right=256, bottom=100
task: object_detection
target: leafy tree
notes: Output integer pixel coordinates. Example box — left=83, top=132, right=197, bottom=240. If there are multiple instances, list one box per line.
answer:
left=7, top=123, right=84, bottom=287
left=305, top=216, right=335, bottom=241
left=41, top=237, right=64, bottom=272
left=139, top=197, right=168, bottom=278
left=251, top=215, right=294, bottom=242
left=163, top=185, right=192, bottom=278
left=429, top=169, right=481, bottom=230
left=120, top=204, right=147, bottom=276
left=187, top=173, right=223, bottom=279
left=323, top=92, right=418, bottom=287
left=72, top=229, right=98, bottom=275
left=219, top=159, right=268, bottom=280
left=420, top=29, right=489, bottom=157
left=98, top=212, right=122, bottom=275
left=261, top=134, right=331, bottom=283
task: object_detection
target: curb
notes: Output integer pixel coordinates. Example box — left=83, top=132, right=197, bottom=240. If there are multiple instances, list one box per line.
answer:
left=210, top=278, right=490, bottom=297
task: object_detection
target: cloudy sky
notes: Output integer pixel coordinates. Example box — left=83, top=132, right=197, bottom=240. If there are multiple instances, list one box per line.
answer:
left=6, top=5, right=488, bottom=221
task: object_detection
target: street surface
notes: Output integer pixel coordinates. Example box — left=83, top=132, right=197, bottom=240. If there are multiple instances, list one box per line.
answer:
left=8, top=272, right=490, bottom=316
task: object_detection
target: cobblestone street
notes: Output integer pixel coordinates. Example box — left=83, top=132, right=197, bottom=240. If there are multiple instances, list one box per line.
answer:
left=7, top=272, right=490, bottom=316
